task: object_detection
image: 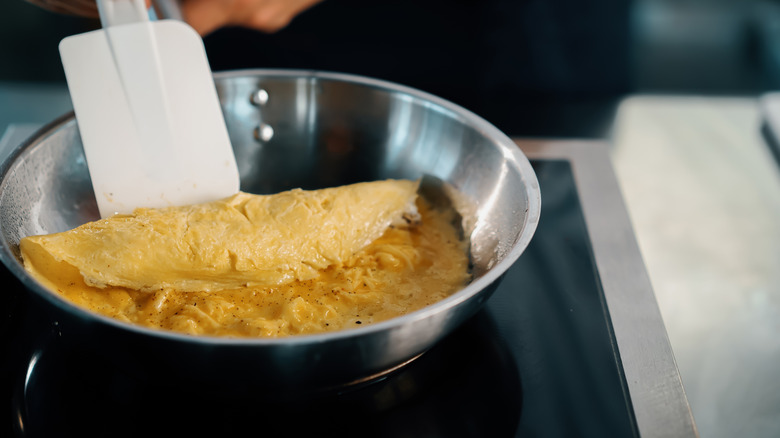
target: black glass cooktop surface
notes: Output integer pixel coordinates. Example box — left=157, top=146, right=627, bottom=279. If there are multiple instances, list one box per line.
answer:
left=0, top=139, right=695, bottom=438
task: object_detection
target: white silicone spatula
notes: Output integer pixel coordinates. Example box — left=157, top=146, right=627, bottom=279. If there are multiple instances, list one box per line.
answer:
left=59, top=0, right=240, bottom=218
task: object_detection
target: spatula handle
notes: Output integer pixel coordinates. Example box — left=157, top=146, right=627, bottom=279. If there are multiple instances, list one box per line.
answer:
left=96, top=0, right=149, bottom=27
left=152, top=0, right=184, bottom=21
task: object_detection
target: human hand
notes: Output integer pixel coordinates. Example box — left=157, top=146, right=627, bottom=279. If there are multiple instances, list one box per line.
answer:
left=180, top=0, right=324, bottom=35
left=27, top=0, right=323, bottom=35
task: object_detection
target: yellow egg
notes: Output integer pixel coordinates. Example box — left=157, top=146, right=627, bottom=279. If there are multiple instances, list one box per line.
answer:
left=20, top=179, right=471, bottom=338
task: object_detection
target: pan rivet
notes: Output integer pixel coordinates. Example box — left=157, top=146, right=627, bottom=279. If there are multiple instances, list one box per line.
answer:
left=254, top=123, right=274, bottom=142
left=250, top=89, right=269, bottom=106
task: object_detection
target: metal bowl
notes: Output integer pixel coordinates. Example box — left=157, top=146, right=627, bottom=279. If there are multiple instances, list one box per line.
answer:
left=0, top=70, right=540, bottom=394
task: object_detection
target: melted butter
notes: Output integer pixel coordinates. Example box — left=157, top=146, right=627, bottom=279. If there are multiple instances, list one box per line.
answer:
left=22, top=197, right=470, bottom=338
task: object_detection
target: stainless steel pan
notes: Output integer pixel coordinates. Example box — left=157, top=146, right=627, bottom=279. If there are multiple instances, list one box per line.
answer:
left=0, top=70, right=540, bottom=394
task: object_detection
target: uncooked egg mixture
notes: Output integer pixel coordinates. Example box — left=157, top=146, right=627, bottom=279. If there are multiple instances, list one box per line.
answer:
left=19, top=180, right=471, bottom=337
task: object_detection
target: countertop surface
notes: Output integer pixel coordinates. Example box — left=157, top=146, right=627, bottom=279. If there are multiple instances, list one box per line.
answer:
left=2, top=81, right=778, bottom=438
left=612, top=95, right=780, bottom=438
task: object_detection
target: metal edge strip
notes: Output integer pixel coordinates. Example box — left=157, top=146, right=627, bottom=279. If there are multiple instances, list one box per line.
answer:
left=516, top=140, right=699, bottom=438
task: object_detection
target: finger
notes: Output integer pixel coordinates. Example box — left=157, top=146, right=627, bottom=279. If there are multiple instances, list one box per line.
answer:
left=181, top=0, right=234, bottom=36
left=240, top=0, right=323, bottom=33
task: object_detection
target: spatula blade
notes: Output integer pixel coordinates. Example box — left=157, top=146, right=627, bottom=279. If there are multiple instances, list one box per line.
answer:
left=60, top=19, right=239, bottom=218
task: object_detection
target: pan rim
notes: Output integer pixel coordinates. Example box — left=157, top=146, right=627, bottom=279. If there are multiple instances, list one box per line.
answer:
left=0, top=68, right=541, bottom=346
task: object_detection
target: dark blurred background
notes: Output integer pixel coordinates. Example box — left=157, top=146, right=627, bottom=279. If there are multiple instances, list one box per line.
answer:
left=0, top=0, right=778, bottom=138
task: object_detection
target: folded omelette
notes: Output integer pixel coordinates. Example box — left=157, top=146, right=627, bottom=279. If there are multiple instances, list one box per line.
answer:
left=21, top=179, right=420, bottom=292
left=19, top=179, right=471, bottom=337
